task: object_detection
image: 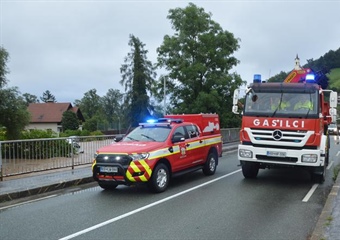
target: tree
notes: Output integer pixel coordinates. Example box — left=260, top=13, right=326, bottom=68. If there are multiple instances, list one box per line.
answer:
left=268, top=71, right=289, bottom=82
left=0, top=87, right=30, bottom=139
left=40, top=90, right=57, bottom=102
left=120, top=34, right=157, bottom=127
left=0, top=46, right=9, bottom=88
left=156, top=3, right=244, bottom=127
left=61, top=111, right=79, bottom=131
left=0, top=47, right=30, bottom=139
left=74, top=89, right=103, bottom=119
left=101, top=88, right=124, bottom=128
left=22, top=93, right=39, bottom=105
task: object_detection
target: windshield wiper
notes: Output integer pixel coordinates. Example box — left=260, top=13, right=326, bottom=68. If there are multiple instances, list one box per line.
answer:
left=126, top=136, right=139, bottom=141
left=271, top=93, right=283, bottom=117
left=141, top=134, right=156, bottom=141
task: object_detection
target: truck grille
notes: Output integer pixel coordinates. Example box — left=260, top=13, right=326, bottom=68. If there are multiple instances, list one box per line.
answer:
left=246, top=128, right=312, bottom=147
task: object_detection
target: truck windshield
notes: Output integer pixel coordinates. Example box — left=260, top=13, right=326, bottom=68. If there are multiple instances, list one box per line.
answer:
left=243, top=91, right=318, bottom=118
left=123, top=126, right=171, bottom=142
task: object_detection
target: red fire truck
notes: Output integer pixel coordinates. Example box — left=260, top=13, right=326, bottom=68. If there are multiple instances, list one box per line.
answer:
left=92, top=114, right=222, bottom=193
left=232, top=56, right=338, bottom=183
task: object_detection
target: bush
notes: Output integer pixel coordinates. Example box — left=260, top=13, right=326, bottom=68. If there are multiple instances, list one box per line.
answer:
left=21, top=129, right=57, bottom=139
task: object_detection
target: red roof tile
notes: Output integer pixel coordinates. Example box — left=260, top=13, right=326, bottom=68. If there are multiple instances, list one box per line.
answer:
left=28, top=102, right=73, bottom=123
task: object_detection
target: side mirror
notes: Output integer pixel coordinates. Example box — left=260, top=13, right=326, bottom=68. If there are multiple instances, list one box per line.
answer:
left=233, top=89, right=240, bottom=105
left=330, top=91, right=338, bottom=108
left=232, top=105, right=238, bottom=114
left=114, top=136, right=123, bottom=142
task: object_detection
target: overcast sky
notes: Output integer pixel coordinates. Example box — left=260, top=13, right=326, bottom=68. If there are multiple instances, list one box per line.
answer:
left=1, top=0, right=340, bottom=103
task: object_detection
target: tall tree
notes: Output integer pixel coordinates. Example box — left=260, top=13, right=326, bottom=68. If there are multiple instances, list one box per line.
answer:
left=40, top=90, right=57, bottom=102
left=120, top=34, right=157, bottom=127
left=156, top=3, right=244, bottom=127
left=0, top=46, right=9, bottom=88
left=0, top=47, right=30, bottom=139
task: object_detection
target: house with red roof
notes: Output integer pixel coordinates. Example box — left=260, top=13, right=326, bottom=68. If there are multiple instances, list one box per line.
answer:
left=27, top=102, right=85, bottom=134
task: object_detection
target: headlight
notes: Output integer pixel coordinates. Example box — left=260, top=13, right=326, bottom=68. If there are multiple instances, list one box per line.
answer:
left=129, top=153, right=150, bottom=161
left=302, top=154, right=317, bottom=163
left=239, top=149, right=253, bottom=158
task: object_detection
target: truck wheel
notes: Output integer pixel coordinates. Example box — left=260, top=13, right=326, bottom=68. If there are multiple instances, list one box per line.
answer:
left=148, top=163, right=169, bottom=193
left=98, top=182, right=118, bottom=190
left=203, top=152, right=217, bottom=175
left=311, top=166, right=326, bottom=184
left=241, top=161, right=259, bottom=179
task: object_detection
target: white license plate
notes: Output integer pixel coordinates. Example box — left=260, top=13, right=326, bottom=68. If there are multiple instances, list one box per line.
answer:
left=266, top=151, right=286, bottom=158
left=100, top=166, right=118, bottom=173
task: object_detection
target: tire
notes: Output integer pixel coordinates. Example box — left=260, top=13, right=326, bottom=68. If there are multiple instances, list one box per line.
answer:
left=203, top=152, right=217, bottom=175
left=98, top=181, right=118, bottom=190
left=311, top=166, right=326, bottom=184
left=241, top=161, right=259, bottom=179
left=148, top=163, right=170, bottom=193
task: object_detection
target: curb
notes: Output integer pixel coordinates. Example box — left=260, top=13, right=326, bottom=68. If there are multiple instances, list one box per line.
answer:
left=310, top=167, right=340, bottom=240
left=0, top=177, right=94, bottom=203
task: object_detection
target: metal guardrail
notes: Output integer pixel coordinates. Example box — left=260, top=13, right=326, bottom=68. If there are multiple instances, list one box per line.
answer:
left=0, top=129, right=240, bottom=180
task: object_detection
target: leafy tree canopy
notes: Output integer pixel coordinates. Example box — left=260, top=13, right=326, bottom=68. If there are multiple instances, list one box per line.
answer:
left=0, top=87, right=30, bottom=139
left=23, top=93, right=40, bottom=105
left=155, top=3, right=244, bottom=127
left=61, top=111, right=79, bottom=131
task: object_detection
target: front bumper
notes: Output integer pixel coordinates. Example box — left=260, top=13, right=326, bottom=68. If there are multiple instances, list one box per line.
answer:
left=238, top=145, right=324, bottom=167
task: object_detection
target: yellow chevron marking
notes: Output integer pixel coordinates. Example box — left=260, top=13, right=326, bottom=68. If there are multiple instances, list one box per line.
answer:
left=140, top=160, right=152, bottom=176
left=126, top=171, right=135, bottom=182
left=129, top=161, right=140, bottom=172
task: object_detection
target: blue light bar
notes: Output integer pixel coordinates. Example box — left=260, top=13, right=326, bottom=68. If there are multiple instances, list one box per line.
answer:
left=253, top=74, right=261, bottom=83
left=305, top=74, right=316, bottom=83
left=146, top=119, right=156, bottom=123
left=306, top=74, right=315, bottom=80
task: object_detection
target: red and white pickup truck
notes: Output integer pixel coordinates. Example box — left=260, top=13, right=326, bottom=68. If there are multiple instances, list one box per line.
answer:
left=92, top=114, right=222, bottom=193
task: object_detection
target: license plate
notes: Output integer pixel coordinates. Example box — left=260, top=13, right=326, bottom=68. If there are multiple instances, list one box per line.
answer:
left=267, top=151, right=286, bottom=158
left=100, top=166, right=118, bottom=173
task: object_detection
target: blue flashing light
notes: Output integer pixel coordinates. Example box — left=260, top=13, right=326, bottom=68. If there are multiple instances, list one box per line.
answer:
left=305, top=74, right=316, bottom=83
left=146, top=119, right=157, bottom=123
left=253, top=74, right=261, bottom=83
left=306, top=74, right=315, bottom=80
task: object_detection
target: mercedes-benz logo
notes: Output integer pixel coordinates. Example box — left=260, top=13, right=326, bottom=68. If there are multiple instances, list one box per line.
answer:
left=272, top=130, right=283, bottom=141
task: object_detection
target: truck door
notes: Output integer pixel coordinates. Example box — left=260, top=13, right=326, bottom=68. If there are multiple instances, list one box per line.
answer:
left=185, top=124, right=205, bottom=165
left=171, top=126, right=192, bottom=171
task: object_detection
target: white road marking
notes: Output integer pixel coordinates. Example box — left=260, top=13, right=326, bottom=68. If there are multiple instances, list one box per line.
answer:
left=336, top=151, right=340, bottom=157
left=302, top=184, right=318, bottom=202
left=0, top=195, right=57, bottom=211
left=327, top=161, right=334, bottom=170
left=59, top=169, right=242, bottom=240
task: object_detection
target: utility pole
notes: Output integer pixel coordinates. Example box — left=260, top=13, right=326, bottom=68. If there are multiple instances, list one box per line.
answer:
left=163, top=77, right=166, bottom=115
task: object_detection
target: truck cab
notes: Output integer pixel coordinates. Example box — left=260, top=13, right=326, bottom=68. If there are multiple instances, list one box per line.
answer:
left=232, top=75, right=337, bottom=183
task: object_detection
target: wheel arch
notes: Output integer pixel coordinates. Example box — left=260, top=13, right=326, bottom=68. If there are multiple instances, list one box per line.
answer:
left=208, top=147, right=219, bottom=165
left=155, top=158, right=172, bottom=177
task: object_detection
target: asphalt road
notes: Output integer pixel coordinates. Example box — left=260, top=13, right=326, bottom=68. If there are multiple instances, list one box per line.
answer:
left=0, top=139, right=339, bottom=240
